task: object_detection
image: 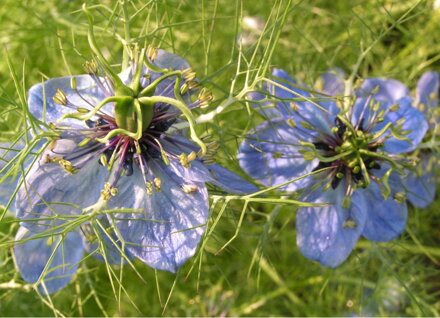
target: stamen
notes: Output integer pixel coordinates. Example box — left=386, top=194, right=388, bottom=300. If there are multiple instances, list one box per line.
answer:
left=53, top=89, right=68, bottom=105
left=181, top=184, right=198, bottom=194
left=153, top=177, right=161, bottom=191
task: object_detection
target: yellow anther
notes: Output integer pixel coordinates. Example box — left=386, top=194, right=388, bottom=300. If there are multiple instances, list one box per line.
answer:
left=343, top=218, right=357, bottom=229
left=300, top=121, right=312, bottom=129
left=102, top=182, right=118, bottom=200
left=83, top=60, right=98, bottom=75
left=53, top=89, right=67, bottom=105
left=287, top=118, right=296, bottom=128
left=389, top=104, right=400, bottom=112
left=78, top=137, right=92, bottom=147
left=110, top=187, right=118, bottom=196
left=147, top=45, right=158, bottom=61
left=272, top=152, right=283, bottom=159
left=70, top=77, right=77, bottom=90
left=430, top=92, right=436, bottom=100
left=146, top=181, right=153, bottom=195
left=396, top=118, right=406, bottom=126
left=188, top=80, right=200, bottom=91
left=179, top=153, right=190, bottom=168
left=393, top=192, right=406, bottom=204
left=290, top=102, right=299, bottom=111
left=181, top=184, right=198, bottom=194
left=203, top=158, right=216, bottom=165
left=183, top=68, right=196, bottom=82
left=372, top=85, right=380, bottom=94
left=180, top=83, right=189, bottom=95
left=418, top=103, right=426, bottom=112
left=207, top=141, right=220, bottom=151
left=76, top=107, right=90, bottom=114
left=101, top=189, right=112, bottom=200
left=100, top=154, right=108, bottom=167
left=187, top=151, right=197, bottom=162
left=46, top=236, right=55, bottom=246
left=59, top=159, right=78, bottom=174
left=153, top=177, right=161, bottom=192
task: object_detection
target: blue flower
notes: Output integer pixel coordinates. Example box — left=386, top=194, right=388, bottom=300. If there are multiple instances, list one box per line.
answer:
left=401, top=71, right=439, bottom=208
left=11, top=48, right=257, bottom=294
left=238, top=68, right=430, bottom=267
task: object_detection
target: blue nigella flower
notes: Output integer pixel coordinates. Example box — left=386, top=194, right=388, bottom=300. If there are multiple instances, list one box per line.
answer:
left=238, top=68, right=431, bottom=267
left=7, top=47, right=256, bottom=294
left=401, top=71, right=439, bottom=208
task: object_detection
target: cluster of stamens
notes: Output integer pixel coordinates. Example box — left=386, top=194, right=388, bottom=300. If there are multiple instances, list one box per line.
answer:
left=285, top=92, right=413, bottom=207
left=48, top=42, right=215, bottom=202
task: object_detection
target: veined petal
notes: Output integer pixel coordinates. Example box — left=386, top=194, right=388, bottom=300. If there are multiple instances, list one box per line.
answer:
left=14, top=226, right=84, bottom=294
left=296, top=185, right=367, bottom=267
left=28, top=75, right=108, bottom=126
left=356, top=78, right=410, bottom=102
left=318, top=68, right=346, bottom=96
left=270, top=69, right=333, bottom=133
left=238, top=120, right=318, bottom=192
left=415, top=71, right=439, bottom=114
left=247, top=91, right=282, bottom=119
left=82, top=219, right=133, bottom=265
left=16, top=134, right=107, bottom=231
left=271, top=68, right=311, bottom=118
left=402, top=155, right=437, bottom=208
left=352, top=97, right=428, bottom=154
left=382, top=97, right=428, bottom=153
left=109, top=160, right=208, bottom=273
left=315, top=68, right=346, bottom=116
left=360, top=174, right=407, bottom=242
left=204, top=164, right=258, bottom=194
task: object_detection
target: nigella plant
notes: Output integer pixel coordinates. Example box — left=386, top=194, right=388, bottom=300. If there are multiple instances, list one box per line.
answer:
left=402, top=71, right=439, bottom=208
left=238, top=68, right=432, bottom=267
left=10, top=16, right=256, bottom=294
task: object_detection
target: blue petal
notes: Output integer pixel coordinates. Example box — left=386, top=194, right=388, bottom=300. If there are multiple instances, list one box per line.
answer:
left=153, top=49, right=190, bottom=71
left=296, top=184, right=367, bottom=267
left=351, top=97, right=428, bottom=154
left=16, top=135, right=107, bottom=231
left=247, top=91, right=281, bottom=119
left=155, top=135, right=258, bottom=194
left=415, top=71, right=439, bottom=114
left=381, top=97, right=428, bottom=153
left=82, top=219, right=133, bottom=265
left=402, top=156, right=436, bottom=208
left=120, top=49, right=192, bottom=103
left=109, top=159, right=208, bottom=273
left=238, top=120, right=318, bottom=192
left=356, top=78, right=410, bottom=102
left=168, top=158, right=258, bottom=194
left=360, top=175, right=407, bottom=242
left=14, top=226, right=84, bottom=294
left=204, top=164, right=258, bottom=194
left=315, top=68, right=346, bottom=116
left=318, top=68, right=346, bottom=96
left=270, top=69, right=333, bottom=133
left=28, top=75, right=108, bottom=126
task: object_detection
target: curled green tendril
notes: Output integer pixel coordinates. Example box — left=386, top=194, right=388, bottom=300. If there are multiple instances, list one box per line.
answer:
left=138, top=96, right=207, bottom=156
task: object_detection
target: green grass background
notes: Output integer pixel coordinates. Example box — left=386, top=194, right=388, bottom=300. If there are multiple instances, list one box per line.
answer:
left=0, top=0, right=440, bottom=316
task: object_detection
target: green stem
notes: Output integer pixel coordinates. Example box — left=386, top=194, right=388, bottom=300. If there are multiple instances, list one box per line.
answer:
left=139, top=70, right=182, bottom=97
left=59, top=96, right=124, bottom=122
left=120, top=0, right=131, bottom=70
left=138, top=96, right=207, bottom=155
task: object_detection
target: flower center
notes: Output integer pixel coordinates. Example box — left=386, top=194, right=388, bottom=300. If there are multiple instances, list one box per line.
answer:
left=312, top=117, right=383, bottom=191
